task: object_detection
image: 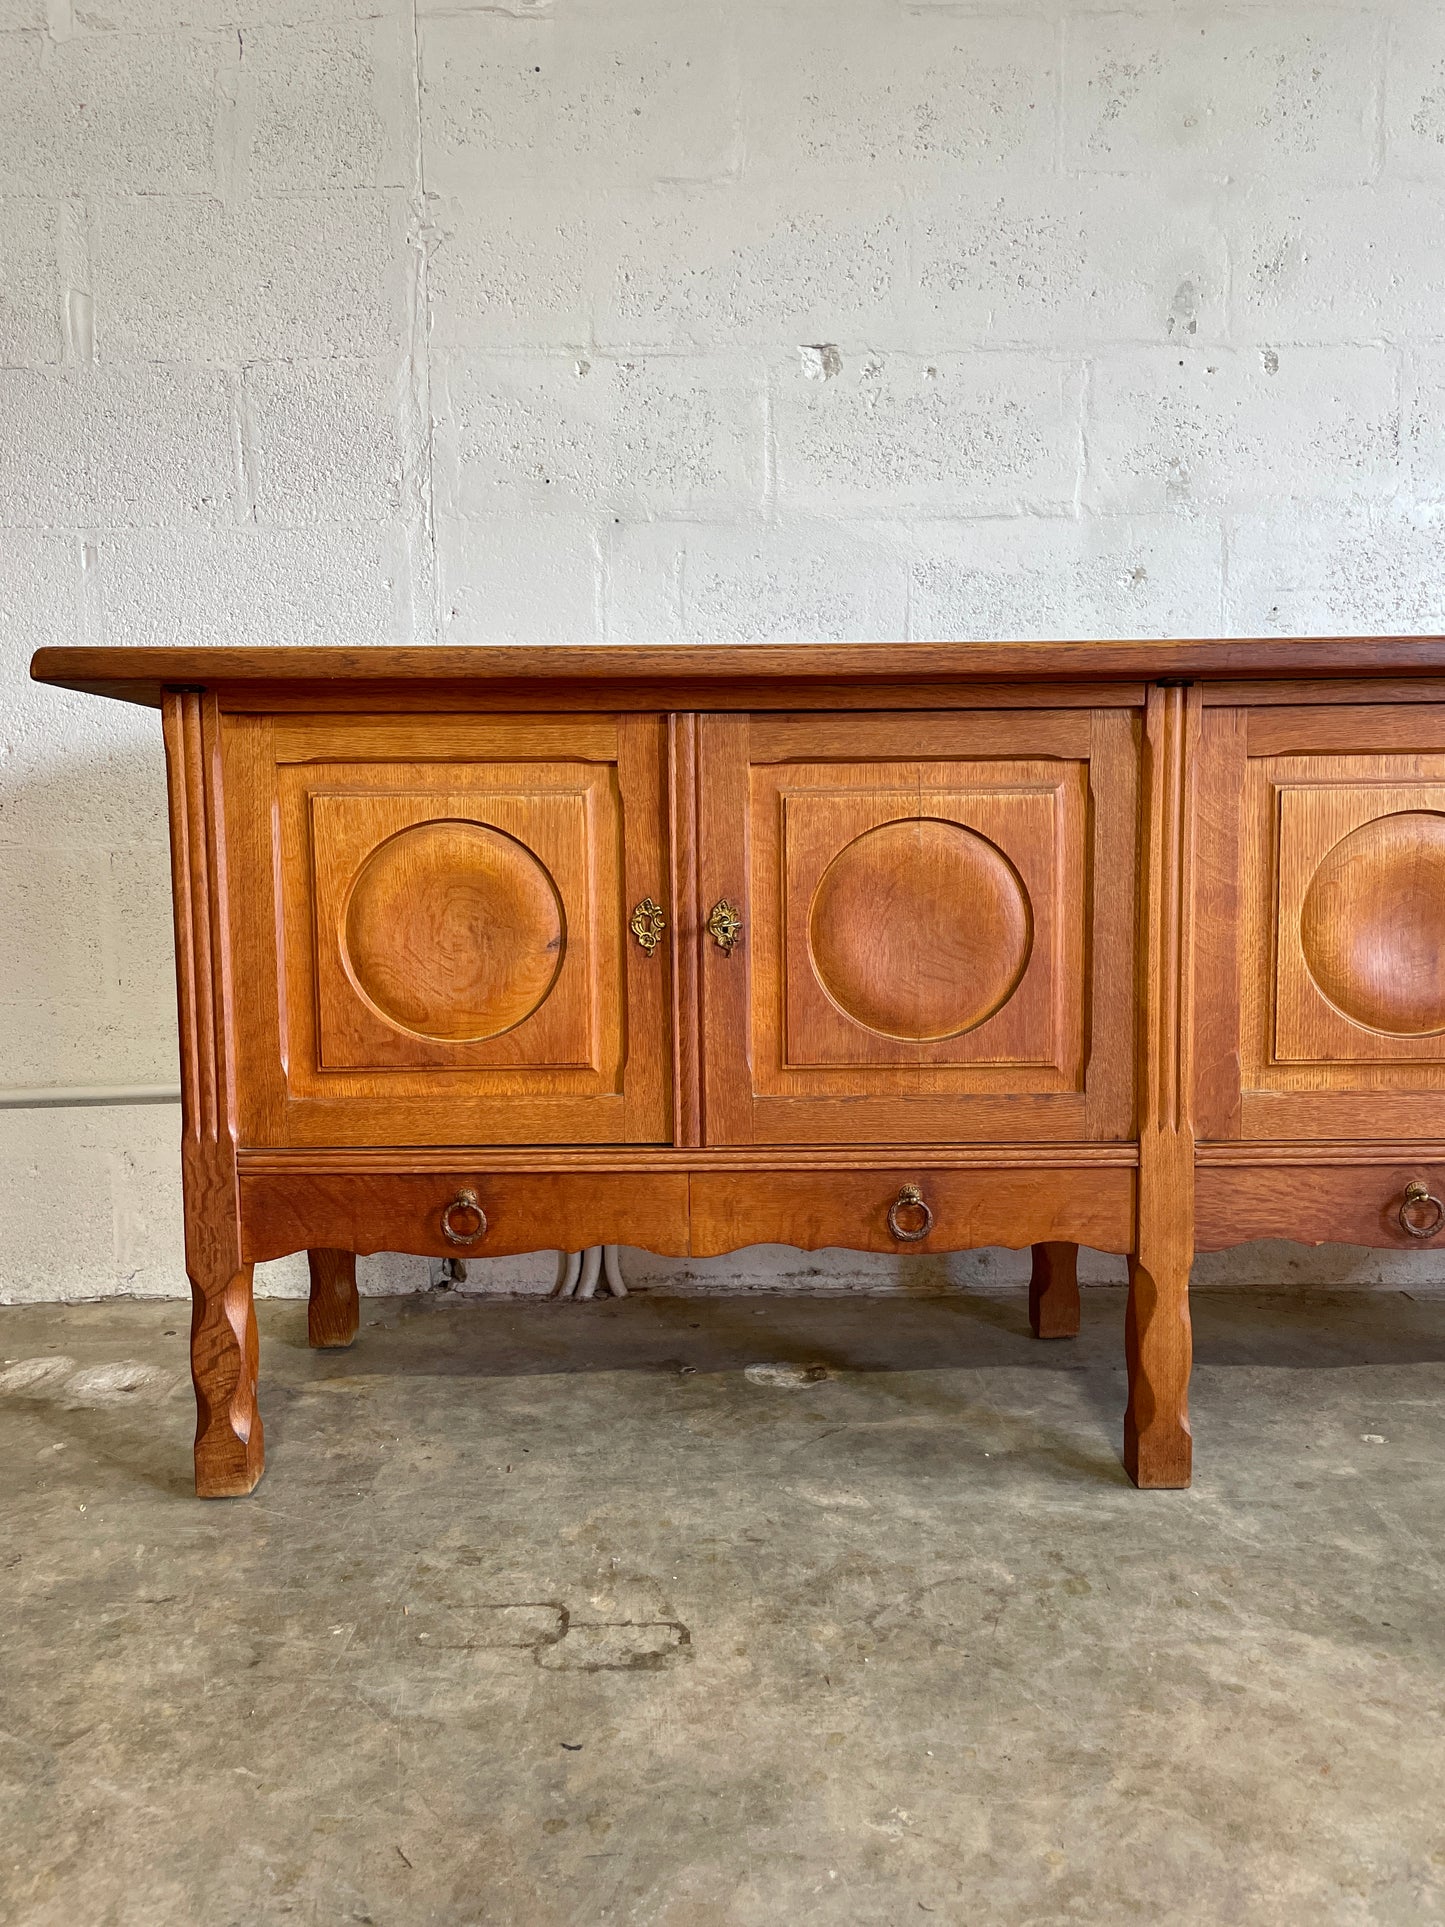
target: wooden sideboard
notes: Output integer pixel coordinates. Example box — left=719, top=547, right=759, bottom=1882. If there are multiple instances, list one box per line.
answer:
left=30, top=640, right=1445, bottom=1497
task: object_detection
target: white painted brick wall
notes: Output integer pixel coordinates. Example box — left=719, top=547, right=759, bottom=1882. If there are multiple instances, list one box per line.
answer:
left=3, top=0, right=1444, bottom=1304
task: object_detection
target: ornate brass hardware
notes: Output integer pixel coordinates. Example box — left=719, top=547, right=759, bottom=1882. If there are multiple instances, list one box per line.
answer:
left=707, top=899, right=743, bottom=955
left=629, top=897, right=667, bottom=956
left=887, top=1184, right=934, bottom=1243
left=440, top=1187, right=487, bottom=1247
left=1399, top=1180, right=1444, bottom=1239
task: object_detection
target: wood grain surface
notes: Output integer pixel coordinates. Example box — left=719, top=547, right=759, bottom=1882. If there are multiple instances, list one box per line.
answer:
left=1197, top=1161, right=1445, bottom=1251
left=1029, top=1242, right=1082, bottom=1339
left=697, top=710, right=1129, bottom=1145
left=1125, top=684, right=1199, bottom=1490
left=686, top=1168, right=1133, bottom=1258
left=243, top=1172, right=693, bottom=1264
left=306, top=1249, right=359, bottom=1349
left=163, top=689, right=263, bottom=1498
left=31, top=638, right=1445, bottom=709
left=225, top=712, right=671, bottom=1147
left=114, top=647, right=1445, bottom=1496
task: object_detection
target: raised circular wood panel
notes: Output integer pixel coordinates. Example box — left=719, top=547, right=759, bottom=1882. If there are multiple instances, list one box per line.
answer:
left=807, top=817, right=1032, bottom=1041
left=1300, top=810, right=1445, bottom=1035
left=342, top=819, right=564, bottom=1042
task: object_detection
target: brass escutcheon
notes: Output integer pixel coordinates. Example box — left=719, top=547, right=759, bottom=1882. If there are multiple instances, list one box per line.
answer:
left=629, top=896, right=667, bottom=956
left=887, top=1184, right=934, bottom=1243
left=707, top=899, right=743, bottom=955
left=1399, top=1180, right=1444, bottom=1239
left=441, top=1188, right=487, bottom=1247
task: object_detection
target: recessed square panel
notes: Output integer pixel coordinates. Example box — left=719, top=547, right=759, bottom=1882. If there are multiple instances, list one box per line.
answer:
left=1195, top=709, right=1445, bottom=1142
left=1274, top=778, right=1445, bottom=1065
left=776, top=776, right=1067, bottom=1071
left=310, top=779, right=604, bottom=1072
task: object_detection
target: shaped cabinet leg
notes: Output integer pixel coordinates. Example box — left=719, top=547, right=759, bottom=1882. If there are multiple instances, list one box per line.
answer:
left=307, top=1249, right=360, bottom=1349
left=189, top=1258, right=265, bottom=1498
left=1029, top=1241, right=1080, bottom=1339
left=1124, top=681, right=1199, bottom=1490
left=1123, top=1245, right=1193, bottom=1489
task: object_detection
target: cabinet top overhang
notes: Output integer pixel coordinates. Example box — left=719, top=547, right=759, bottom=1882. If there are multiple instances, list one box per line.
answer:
left=31, top=638, right=1445, bottom=709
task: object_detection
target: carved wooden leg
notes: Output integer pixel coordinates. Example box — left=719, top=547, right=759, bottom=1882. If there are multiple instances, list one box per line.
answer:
left=1124, top=681, right=1199, bottom=1490
left=189, top=1258, right=264, bottom=1498
left=1123, top=1247, right=1193, bottom=1489
left=307, top=1249, right=359, bottom=1349
left=1029, top=1241, right=1080, bottom=1339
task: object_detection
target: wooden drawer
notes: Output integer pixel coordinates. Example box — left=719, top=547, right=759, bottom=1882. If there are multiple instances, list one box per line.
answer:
left=689, top=1165, right=1134, bottom=1258
left=240, top=1167, right=691, bottom=1264
left=1197, top=1156, right=1445, bottom=1251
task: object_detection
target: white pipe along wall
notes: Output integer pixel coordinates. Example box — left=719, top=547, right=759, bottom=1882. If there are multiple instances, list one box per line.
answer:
left=3, top=2, right=1444, bottom=1303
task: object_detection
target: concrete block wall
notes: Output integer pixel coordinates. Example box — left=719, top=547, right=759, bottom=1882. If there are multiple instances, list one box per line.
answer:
left=3, top=0, right=1444, bottom=1302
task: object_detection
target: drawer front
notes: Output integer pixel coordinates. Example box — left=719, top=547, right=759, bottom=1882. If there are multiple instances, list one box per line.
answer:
left=1197, top=1158, right=1445, bottom=1252
left=1196, top=704, right=1445, bottom=1140
left=696, top=710, right=1138, bottom=1145
left=224, top=713, right=671, bottom=1147
left=241, top=1168, right=691, bottom=1264
left=689, top=1166, right=1135, bottom=1257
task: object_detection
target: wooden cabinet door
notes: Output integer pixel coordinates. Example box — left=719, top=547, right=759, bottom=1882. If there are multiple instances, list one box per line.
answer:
left=1196, top=703, right=1445, bottom=1140
left=696, top=710, right=1137, bottom=1145
left=224, top=714, right=670, bottom=1147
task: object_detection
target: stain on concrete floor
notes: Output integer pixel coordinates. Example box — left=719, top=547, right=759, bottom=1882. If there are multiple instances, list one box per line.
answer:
left=2, top=1285, right=1443, bottom=1925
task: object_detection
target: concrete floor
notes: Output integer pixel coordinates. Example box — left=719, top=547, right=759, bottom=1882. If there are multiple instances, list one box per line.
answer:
left=2, top=1285, right=1444, bottom=1926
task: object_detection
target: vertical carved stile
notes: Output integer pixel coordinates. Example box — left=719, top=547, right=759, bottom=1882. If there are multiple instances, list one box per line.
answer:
left=668, top=712, right=702, bottom=1147
left=1125, top=684, right=1200, bottom=1488
left=1151, top=685, right=1194, bottom=1137
left=163, top=697, right=202, bottom=1140
left=190, top=698, right=218, bottom=1141
left=161, top=690, right=263, bottom=1497
left=200, top=695, right=238, bottom=1142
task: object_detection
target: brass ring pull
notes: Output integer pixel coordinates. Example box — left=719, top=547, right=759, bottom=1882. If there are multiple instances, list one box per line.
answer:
left=707, top=899, right=743, bottom=955
left=887, top=1184, right=933, bottom=1244
left=629, top=897, right=666, bottom=956
left=441, top=1188, right=487, bottom=1248
left=1399, top=1180, right=1444, bottom=1240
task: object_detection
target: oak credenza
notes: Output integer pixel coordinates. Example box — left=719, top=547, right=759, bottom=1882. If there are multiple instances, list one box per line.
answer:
left=30, top=640, right=1445, bottom=1495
